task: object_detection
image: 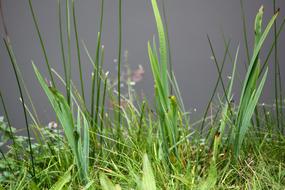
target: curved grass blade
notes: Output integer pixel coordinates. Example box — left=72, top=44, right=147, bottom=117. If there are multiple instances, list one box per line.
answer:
left=3, top=38, right=36, bottom=177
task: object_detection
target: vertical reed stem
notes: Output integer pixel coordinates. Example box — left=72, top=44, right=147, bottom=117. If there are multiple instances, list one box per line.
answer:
left=117, top=0, right=122, bottom=137
left=4, top=38, right=36, bottom=178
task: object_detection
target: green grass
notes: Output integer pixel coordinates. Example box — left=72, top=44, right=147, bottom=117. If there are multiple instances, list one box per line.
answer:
left=1, top=0, right=285, bottom=189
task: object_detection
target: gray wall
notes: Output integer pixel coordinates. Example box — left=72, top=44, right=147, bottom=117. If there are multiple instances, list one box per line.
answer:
left=0, top=0, right=285, bottom=129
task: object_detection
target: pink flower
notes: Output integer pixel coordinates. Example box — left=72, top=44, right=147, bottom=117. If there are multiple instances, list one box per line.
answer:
left=132, top=65, right=145, bottom=82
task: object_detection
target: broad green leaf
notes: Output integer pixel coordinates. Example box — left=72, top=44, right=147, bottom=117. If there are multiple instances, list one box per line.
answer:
left=100, top=173, right=121, bottom=190
left=50, top=168, right=72, bottom=190
left=141, top=154, right=156, bottom=190
left=33, top=64, right=76, bottom=155
left=151, top=0, right=169, bottom=98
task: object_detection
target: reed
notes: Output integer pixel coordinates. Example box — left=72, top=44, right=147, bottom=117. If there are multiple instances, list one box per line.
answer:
left=0, top=0, right=285, bottom=189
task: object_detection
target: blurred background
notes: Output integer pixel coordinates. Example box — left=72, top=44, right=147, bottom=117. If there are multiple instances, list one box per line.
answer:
left=0, top=0, right=284, bottom=129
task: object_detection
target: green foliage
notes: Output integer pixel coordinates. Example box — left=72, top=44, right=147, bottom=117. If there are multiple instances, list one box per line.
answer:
left=99, top=173, right=121, bottom=190
left=141, top=154, right=156, bottom=190
left=0, top=0, right=285, bottom=189
left=232, top=6, right=278, bottom=157
left=198, top=134, right=220, bottom=190
left=148, top=0, right=180, bottom=161
left=50, top=167, right=72, bottom=190
left=33, top=64, right=90, bottom=183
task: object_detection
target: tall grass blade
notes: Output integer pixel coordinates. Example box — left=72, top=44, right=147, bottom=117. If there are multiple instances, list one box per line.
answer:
left=117, top=0, right=123, bottom=136
left=161, top=0, right=173, bottom=94
left=240, top=0, right=250, bottom=66
left=233, top=6, right=278, bottom=157
left=3, top=38, right=36, bottom=177
left=95, top=46, right=105, bottom=129
left=200, top=40, right=231, bottom=134
left=273, top=1, right=283, bottom=131
left=33, top=64, right=89, bottom=183
left=100, top=173, right=121, bottom=190
left=28, top=0, right=55, bottom=87
left=141, top=154, right=156, bottom=190
left=219, top=46, right=239, bottom=139
left=50, top=167, right=72, bottom=190
left=72, top=0, right=85, bottom=103
left=58, top=0, right=69, bottom=101
left=148, top=0, right=181, bottom=162
left=151, top=0, right=169, bottom=98
left=91, top=0, right=104, bottom=128
left=235, top=69, right=268, bottom=156
left=65, top=0, right=72, bottom=105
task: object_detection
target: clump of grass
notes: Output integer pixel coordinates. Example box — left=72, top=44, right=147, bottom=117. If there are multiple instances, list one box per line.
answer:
left=0, top=0, right=285, bottom=189
left=148, top=0, right=180, bottom=164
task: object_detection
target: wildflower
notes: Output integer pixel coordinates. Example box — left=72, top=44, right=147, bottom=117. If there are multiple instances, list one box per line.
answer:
left=132, top=65, right=145, bottom=82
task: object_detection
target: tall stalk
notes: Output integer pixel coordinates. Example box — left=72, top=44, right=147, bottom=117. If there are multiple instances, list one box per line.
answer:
left=0, top=0, right=7, bottom=37
left=95, top=46, right=105, bottom=127
left=3, top=38, right=36, bottom=178
left=240, top=0, right=250, bottom=67
left=72, top=0, right=85, bottom=103
left=117, top=0, right=122, bottom=136
left=273, top=0, right=283, bottom=131
left=66, top=0, right=72, bottom=105
left=91, top=0, right=104, bottom=127
left=207, top=36, right=233, bottom=117
left=100, top=71, right=108, bottom=148
left=28, top=0, right=55, bottom=88
left=200, top=40, right=231, bottom=134
left=58, top=0, right=69, bottom=101
left=260, top=17, right=285, bottom=75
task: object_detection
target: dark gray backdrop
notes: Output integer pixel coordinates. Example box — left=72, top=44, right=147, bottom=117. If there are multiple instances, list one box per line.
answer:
left=0, top=0, right=284, bottom=129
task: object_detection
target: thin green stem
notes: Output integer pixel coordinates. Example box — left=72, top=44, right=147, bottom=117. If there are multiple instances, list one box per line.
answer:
left=28, top=0, right=55, bottom=88
left=100, top=72, right=108, bottom=148
left=3, top=38, right=36, bottom=178
left=273, top=0, right=280, bottom=131
left=66, top=0, right=72, bottom=105
left=91, top=0, right=104, bottom=127
left=260, top=17, right=285, bottom=76
left=72, top=0, right=85, bottom=103
left=117, top=0, right=122, bottom=137
left=0, top=0, right=8, bottom=37
left=200, top=39, right=231, bottom=134
left=58, top=0, right=69, bottom=101
left=207, top=36, right=231, bottom=106
left=95, top=46, right=105, bottom=127
left=240, top=0, right=250, bottom=67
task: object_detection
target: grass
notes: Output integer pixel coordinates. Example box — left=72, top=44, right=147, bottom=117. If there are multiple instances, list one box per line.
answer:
left=1, top=0, right=285, bottom=189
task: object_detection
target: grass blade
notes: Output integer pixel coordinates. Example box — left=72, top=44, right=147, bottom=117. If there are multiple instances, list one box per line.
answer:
left=3, top=38, right=36, bottom=178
